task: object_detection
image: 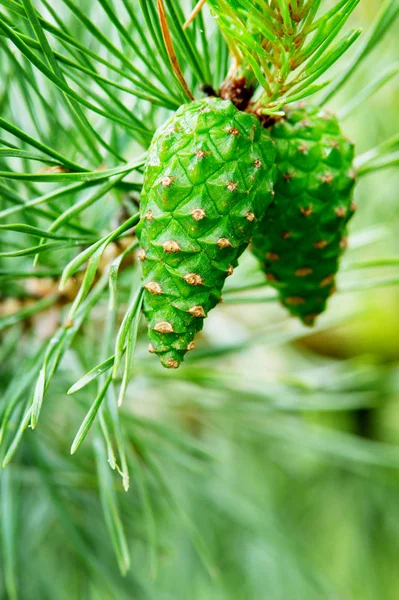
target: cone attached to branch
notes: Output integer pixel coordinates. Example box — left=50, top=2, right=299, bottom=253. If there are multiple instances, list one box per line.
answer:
left=137, top=97, right=275, bottom=367
left=251, top=104, right=357, bottom=325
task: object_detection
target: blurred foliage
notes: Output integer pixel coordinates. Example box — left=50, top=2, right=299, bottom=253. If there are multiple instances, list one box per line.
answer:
left=0, top=0, right=398, bottom=599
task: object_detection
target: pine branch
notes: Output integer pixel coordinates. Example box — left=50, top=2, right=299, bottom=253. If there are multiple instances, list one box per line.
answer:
left=0, top=1, right=398, bottom=588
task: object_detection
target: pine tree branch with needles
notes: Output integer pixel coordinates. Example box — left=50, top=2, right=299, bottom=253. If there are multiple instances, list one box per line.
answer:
left=0, top=0, right=398, bottom=588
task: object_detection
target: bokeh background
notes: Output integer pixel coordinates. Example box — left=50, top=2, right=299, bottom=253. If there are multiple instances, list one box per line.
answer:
left=0, top=0, right=399, bottom=598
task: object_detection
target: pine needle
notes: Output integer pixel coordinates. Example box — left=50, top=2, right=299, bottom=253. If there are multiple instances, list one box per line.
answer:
left=157, top=0, right=195, bottom=101
left=183, top=0, right=207, bottom=30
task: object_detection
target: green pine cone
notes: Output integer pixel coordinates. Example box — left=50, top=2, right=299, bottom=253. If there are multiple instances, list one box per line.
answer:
left=137, top=97, right=275, bottom=368
left=251, top=104, right=357, bottom=326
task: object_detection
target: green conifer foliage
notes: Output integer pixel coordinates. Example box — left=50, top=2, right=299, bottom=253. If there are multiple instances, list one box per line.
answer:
left=251, top=104, right=357, bottom=325
left=137, top=97, right=275, bottom=367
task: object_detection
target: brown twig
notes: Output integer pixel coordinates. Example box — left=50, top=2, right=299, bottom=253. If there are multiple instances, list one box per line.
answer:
left=1, top=237, right=137, bottom=333
left=183, top=0, right=207, bottom=30
left=157, top=0, right=195, bottom=101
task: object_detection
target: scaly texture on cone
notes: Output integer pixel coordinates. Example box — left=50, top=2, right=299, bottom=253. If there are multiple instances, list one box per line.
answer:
left=137, top=97, right=275, bottom=368
left=251, top=104, right=357, bottom=326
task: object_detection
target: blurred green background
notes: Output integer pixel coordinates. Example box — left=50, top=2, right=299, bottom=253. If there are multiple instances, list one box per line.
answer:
left=0, top=0, right=399, bottom=598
